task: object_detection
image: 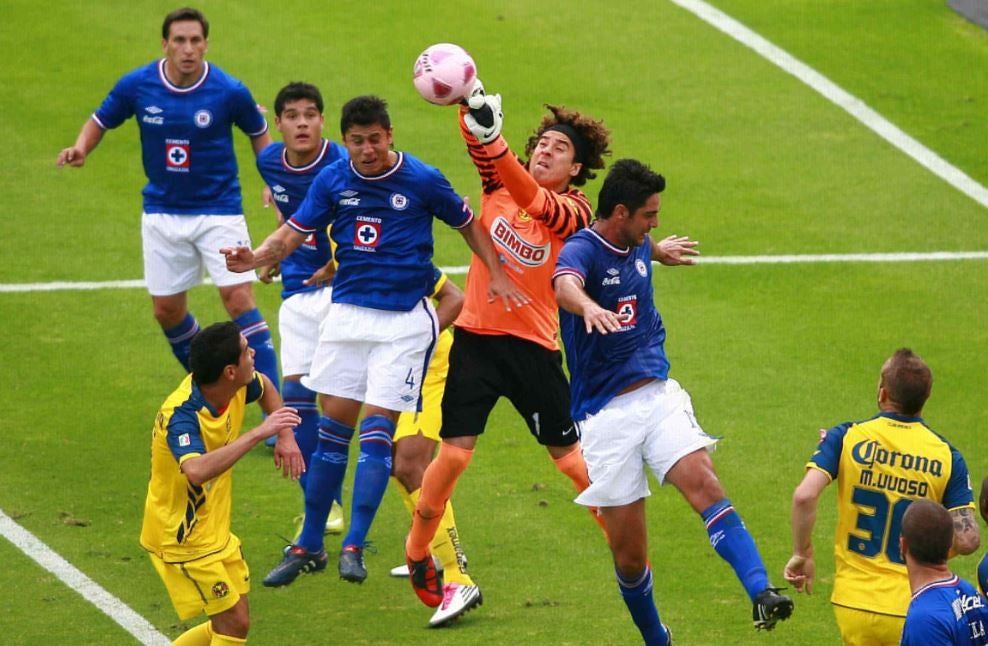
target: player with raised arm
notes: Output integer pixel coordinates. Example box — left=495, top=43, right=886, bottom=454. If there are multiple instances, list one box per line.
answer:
left=56, top=8, right=280, bottom=390
left=255, top=81, right=347, bottom=535
left=553, top=159, right=792, bottom=641
left=785, top=348, right=980, bottom=644
left=222, top=95, right=522, bottom=588
left=900, top=499, right=988, bottom=645
left=140, top=321, right=302, bottom=644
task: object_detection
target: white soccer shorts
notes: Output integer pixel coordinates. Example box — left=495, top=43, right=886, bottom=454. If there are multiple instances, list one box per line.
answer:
left=278, top=287, right=334, bottom=377
left=142, top=212, right=257, bottom=296
left=302, top=299, right=438, bottom=413
left=575, top=378, right=719, bottom=508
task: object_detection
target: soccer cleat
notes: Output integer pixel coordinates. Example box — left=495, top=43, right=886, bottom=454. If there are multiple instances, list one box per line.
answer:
left=262, top=545, right=327, bottom=587
left=662, top=623, right=673, bottom=645
left=338, top=545, right=368, bottom=583
left=406, top=550, right=444, bottom=607
left=326, top=500, right=345, bottom=534
left=752, top=587, right=794, bottom=631
left=428, top=582, right=483, bottom=627
left=390, top=558, right=445, bottom=578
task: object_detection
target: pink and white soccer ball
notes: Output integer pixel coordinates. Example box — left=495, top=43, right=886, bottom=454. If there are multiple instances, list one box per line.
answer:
left=413, top=43, right=477, bottom=106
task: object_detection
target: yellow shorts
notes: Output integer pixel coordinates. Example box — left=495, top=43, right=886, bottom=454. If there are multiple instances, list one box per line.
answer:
left=394, top=330, right=450, bottom=442
left=833, top=604, right=905, bottom=646
left=148, top=534, right=250, bottom=621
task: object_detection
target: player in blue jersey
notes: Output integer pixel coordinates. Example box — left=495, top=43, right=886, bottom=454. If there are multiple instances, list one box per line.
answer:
left=56, top=7, right=280, bottom=391
left=221, top=95, right=523, bottom=587
left=978, top=477, right=988, bottom=597
left=900, top=499, right=988, bottom=645
left=255, top=81, right=348, bottom=531
left=553, top=159, right=793, bottom=643
left=785, top=348, right=979, bottom=645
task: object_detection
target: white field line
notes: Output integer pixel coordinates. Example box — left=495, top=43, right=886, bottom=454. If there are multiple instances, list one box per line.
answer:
left=668, top=0, right=988, bottom=210
left=0, top=510, right=170, bottom=645
left=1, top=252, right=985, bottom=294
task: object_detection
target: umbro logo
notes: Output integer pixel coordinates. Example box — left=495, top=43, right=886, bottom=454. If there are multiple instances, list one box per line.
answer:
left=341, top=190, right=359, bottom=198
left=145, top=105, right=163, bottom=114
left=272, top=184, right=286, bottom=193
left=606, top=268, right=619, bottom=276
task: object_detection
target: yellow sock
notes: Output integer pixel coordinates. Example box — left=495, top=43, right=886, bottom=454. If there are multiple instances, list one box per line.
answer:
left=394, top=479, right=474, bottom=586
left=171, top=622, right=211, bottom=646
left=210, top=631, right=247, bottom=646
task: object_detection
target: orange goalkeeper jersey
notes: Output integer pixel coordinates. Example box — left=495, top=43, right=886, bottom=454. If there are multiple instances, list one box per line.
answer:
left=454, top=109, right=591, bottom=350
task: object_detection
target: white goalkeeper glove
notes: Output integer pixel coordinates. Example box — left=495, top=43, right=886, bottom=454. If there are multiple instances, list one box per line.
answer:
left=464, top=93, right=503, bottom=145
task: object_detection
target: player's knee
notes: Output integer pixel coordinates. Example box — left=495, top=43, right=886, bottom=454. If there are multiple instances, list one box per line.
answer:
left=210, top=604, right=250, bottom=638
left=613, top=552, right=648, bottom=578
left=218, top=283, right=255, bottom=317
left=392, top=459, right=425, bottom=491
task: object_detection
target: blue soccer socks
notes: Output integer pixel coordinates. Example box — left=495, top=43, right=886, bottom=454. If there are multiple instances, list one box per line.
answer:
left=617, top=566, right=669, bottom=646
left=343, top=415, right=396, bottom=550
left=163, top=312, right=199, bottom=371
left=702, top=498, right=770, bottom=602
left=234, top=308, right=280, bottom=392
left=298, top=417, right=354, bottom=553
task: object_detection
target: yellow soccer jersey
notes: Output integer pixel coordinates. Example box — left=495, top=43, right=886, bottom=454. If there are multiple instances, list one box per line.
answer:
left=140, top=372, right=263, bottom=563
left=808, top=411, right=974, bottom=617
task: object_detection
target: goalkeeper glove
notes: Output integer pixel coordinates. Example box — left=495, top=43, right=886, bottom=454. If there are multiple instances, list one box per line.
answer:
left=464, top=93, right=503, bottom=144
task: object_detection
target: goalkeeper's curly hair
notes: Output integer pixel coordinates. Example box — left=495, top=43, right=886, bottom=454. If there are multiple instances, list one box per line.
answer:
left=524, top=104, right=611, bottom=187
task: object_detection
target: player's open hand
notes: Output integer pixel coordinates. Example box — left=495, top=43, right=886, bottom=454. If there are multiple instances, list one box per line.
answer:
left=653, top=234, right=699, bottom=266
left=582, top=302, right=622, bottom=335
left=487, top=272, right=529, bottom=312
left=220, top=246, right=256, bottom=273
left=273, top=430, right=305, bottom=480
left=783, top=554, right=815, bottom=594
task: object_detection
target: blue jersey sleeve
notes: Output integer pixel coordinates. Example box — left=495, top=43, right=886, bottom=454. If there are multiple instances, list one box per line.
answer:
left=425, top=167, right=473, bottom=229
left=289, top=165, right=339, bottom=233
left=230, top=82, right=268, bottom=137
left=165, top=407, right=206, bottom=460
left=942, top=445, right=975, bottom=510
left=554, top=234, right=592, bottom=284
left=92, top=71, right=138, bottom=130
left=245, top=372, right=263, bottom=404
left=807, top=422, right=852, bottom=478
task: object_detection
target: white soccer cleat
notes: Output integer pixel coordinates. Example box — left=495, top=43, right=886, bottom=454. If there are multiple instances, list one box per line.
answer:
left=428, top=582, right=483, bottom=627
left=325, top=500, right=345, bottom=534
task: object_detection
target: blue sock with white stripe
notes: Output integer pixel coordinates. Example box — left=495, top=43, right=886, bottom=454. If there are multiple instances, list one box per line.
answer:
left=702, top=498, right=769, bottom=601
left=342, top=415, right=395, bottom=549
left=162, top=313, right=199, bottom=371
left=617, top=565, right=668, bottom=645
left=234, top=308, right=280, bottom=393
left=298, top=416, right=353, bottom=553
left=282, top=380, right=318, bottom=490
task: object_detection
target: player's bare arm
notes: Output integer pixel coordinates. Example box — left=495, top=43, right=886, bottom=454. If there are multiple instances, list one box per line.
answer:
left=433, top=277, right=465, bottom=331
left=180, top=406, right=301, bottom=486
left=302, top=260, right=336, bottom=288
left=457, top=218, right=529, bottom=310
left=950, top=507, right=981, bottom=556
left=56, top=119, right=105, bottom=168
left=785, top=468, right=830, bottom=594
left=651, top=234, right=700, bottom=266
left=554, top=274, right=621, bottom=335
left=251, top=131, right=274, bottom=157
left=221, top=223, right=306, bottom=273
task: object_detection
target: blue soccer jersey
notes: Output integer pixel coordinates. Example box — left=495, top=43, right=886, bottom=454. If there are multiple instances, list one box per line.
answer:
left=256, top=139, right=347, bottom=298
left=808, top=412, right=975, bottom=616
left=554, top=228, right=670, bottom=421
left=287, top=152, right=473, bottom=311
left=901, top=575, right=988, bottom=645
left=92, top=59, right=268, bottom=215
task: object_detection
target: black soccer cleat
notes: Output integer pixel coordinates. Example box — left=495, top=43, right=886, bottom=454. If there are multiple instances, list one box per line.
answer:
left=338, top=544, right=368, bottom=583
left=752, top=587, right=794, bottom=631
left=262, top=545, right=327, bottom=587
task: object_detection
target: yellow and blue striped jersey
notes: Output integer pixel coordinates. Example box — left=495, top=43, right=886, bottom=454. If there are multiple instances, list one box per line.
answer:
left=140, top=372, right=263, bottom=563
left=808, top=411, right=974, bottom=617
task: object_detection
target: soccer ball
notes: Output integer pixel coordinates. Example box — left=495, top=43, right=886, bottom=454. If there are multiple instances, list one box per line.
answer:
left=413, top=43, right=477, bottom=106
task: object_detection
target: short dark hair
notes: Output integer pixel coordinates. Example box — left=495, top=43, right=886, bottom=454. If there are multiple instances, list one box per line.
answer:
left=524, top=105, right=611, bottom=187
left=340, top=95, right=390, bottom=135
left=162, top=7, right=209, bottom=40
left=596, top=159, right=666, bottom=220
left=901, top=499, right=953, bottom=566
left=274, top=82, right=324, bottom=117
left=189, top=322, right=241, bottom=385
left=881, top=348, right=932, bottom=416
